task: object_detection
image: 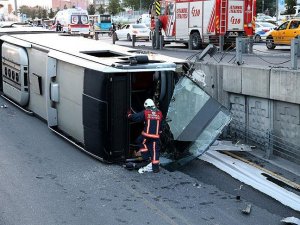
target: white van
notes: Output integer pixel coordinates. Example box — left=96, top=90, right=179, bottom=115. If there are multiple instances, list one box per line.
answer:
left=52, top=8, right=89, bottom=36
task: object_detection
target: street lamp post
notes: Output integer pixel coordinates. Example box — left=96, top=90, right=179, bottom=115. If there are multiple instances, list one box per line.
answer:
left=140, top=0, right=141, bottom=14
left=14, top=0, right=17, bottom=15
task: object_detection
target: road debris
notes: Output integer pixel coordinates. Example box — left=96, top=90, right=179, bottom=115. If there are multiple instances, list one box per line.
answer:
left=281, top=217, right=300, bottom=225
left=235, top=185, right=243, bottom=200
left=242, top=204, right=252, bottom=214
left=209, top=140, right=252, bottom=152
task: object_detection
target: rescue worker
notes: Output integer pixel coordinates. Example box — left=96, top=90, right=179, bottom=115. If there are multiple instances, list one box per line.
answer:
left=56, top=21, right=62, bottom=32
left=127, top=99, right=162, bottom=173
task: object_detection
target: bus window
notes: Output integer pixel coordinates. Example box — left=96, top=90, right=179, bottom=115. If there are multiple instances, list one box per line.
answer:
left=100, top=15, right=111, bottom=23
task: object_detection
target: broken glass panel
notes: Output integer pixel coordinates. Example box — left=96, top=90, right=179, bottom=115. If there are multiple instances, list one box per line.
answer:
left=167, top=77, right=210, bottom=140
left=163, top=76, right=231, bottom=169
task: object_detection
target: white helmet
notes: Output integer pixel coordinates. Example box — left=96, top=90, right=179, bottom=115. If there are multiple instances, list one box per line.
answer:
left=144, top=99, right=155, bottom=108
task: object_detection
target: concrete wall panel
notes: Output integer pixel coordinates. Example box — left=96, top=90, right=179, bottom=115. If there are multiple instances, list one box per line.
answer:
left=270, top=69, right=300, bottom=104
left=229, top=94, right=246, bottom=138
left=242, top=67, right=270, bottom=98
left=273, top=101, right=300, bottom=162
left=248, top=97, right=272, bottom=144
left=223, top=65, right=242, bottom=94
left=194, top=63, right=218, bottom=98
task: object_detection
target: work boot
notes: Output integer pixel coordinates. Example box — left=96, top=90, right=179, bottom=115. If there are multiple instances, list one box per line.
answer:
left=152, top=164, right=160, bottom=173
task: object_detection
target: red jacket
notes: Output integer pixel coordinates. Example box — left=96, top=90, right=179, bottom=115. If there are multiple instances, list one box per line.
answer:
left=129, top=109, right=163, bottom=139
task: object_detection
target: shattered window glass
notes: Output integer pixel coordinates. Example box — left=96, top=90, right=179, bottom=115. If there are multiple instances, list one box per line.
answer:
left=188, top=110, right=231, bottom=156
left=167, top=77, right=210, bottom=140
left=162, top=76, right=231, bottom=169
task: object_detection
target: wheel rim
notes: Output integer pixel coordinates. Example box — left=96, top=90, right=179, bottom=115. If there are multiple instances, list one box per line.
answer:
left=266, top=39, right=273, bottom=48
left=192, top=35, right=199, bottom=48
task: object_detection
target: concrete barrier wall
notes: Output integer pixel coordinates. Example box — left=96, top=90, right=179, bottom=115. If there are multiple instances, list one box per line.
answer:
left=195, top=62, right=300, bottom=164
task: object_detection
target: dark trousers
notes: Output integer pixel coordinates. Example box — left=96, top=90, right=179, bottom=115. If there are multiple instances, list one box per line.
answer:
left=136, top=135, right=160, bottom=170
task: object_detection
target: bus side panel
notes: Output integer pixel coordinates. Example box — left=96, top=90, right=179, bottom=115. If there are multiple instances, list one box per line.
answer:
left=27, top=48, right=48, bottom=119
left=83, top=69, right=108, bottom=159
left=56, top=61, right=84, bottom=143
left=107, top=74, right=130, bottom=161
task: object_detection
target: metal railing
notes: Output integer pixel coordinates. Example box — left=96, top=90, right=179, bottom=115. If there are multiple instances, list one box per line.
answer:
left=229, top=119, right=300, bottom=164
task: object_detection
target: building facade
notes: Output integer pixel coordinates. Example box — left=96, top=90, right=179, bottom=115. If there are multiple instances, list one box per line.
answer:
left=52, top=0, right=90, bottom=10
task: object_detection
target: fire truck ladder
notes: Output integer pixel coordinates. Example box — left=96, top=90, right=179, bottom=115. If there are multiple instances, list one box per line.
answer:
left=220, top=0, right=227, bottom=35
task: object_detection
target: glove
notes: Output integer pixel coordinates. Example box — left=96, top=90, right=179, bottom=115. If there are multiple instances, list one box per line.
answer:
left=127, top=109, right=132, bottom=118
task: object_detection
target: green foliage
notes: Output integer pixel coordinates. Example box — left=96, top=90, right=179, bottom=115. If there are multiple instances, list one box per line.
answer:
left=19, top=5, right=50, bottom=19
left=256, top=0, right=296, bottom=15
left=108, top=0, right=121, bottom=15
left=87, top=4, right=96, bottom=15
left=285, top=0, right=296, bottom=14
left=256, top=0, right=276, bottom=15
left=42, top=9, right=47, bottom=19
left=97, top=5, right=105, bottom=14
left=49, top=8, right=55, bottom=18
left=122, top=0, right=153, bottom=11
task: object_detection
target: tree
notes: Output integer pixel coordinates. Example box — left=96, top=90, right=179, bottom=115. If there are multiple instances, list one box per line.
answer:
left=285, top=0, right=296, bottom=14
left=42, top=9, right=48, bottom=19
left=19, top=5, right=32, bottom=18
left=97, top=5, right=105, bottom=14
left=87, top=4, right=96, bottom=15
left=122, top=0, right=152, bottom=11
left=49, top=8, right=55, bottom=18
left=107, top=0, right=121, bottom=15
left=256, top=0, right=276, bottom=15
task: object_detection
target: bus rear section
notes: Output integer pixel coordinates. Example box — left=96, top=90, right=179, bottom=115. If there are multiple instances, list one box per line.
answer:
left=99, top=14, right=112, bottom=32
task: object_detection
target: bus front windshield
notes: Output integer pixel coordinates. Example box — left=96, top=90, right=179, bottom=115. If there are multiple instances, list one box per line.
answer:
left=100, top=15, right=111, bottom=23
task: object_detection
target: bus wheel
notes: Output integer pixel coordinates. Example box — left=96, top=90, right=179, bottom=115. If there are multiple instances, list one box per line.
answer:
left=190, top=32, right=202, bottom=50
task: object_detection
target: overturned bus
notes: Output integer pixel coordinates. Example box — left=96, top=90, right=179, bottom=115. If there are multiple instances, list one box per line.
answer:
left=0, top=33, right=231, bottom=167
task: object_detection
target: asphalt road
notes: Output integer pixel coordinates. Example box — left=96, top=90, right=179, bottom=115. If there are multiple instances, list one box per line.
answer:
left=0, top=37, right=299, bottom=225
left=0, top=97, right=294, bottom=225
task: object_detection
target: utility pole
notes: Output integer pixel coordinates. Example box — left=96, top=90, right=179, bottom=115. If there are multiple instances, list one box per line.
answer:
left=276, top=0, right=278, bottom=22
left=140, top=0, right=142, bottom=14
left=14, top=0, right=18, bottom=15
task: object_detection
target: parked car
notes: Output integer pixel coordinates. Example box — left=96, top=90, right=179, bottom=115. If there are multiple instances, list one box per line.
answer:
left=256, top=14, right=276, bottom=24
left=254, top=22, right=276, bottom=42
left=266, top=19, right=300, bottom=49
left=115, top=23, right=150, bottom=41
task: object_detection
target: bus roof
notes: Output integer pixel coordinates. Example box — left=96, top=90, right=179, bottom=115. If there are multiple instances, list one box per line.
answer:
left=0, top=33, right=184, bottom=72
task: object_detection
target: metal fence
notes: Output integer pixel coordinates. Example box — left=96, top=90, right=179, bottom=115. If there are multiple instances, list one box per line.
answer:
left=229, top=118, right=300, bottom=165
left=113, top=10, right=148, bottom=23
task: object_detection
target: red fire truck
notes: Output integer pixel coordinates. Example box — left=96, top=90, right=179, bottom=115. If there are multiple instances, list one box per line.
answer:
left=150, top=0, right=256, bottom=49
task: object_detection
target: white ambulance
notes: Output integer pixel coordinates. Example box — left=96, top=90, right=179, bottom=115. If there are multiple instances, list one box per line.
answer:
left=52, top=8, right=89, bottom=36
